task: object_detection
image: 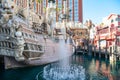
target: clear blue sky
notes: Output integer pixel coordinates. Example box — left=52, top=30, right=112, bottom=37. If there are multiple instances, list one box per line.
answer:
left=83, top=0, right=120, bottom=24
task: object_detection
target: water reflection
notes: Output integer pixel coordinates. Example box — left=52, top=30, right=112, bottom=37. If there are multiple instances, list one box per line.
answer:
left=0, top=54, right=120, bottom=80
left=72, top=54, right=120, bottom=80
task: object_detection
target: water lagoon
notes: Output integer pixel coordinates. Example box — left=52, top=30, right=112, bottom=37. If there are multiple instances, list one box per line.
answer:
left=0, top=54, right=120, bottom=80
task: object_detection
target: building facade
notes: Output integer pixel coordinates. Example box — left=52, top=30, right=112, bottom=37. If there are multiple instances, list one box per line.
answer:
left=55, top=0, right=83, bottom=22
left=94, top=14, right=120, bottom=53
left=11, top=0, right=82, bottom=22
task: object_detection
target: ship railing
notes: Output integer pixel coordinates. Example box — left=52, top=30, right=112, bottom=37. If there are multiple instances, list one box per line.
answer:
left=0, top=27, right=11, bottom=35
left=0, top=47, right=19, bottom=57
left=23, top=43, right=45, bottom=53
left=23, top=50, right=44, bottom=53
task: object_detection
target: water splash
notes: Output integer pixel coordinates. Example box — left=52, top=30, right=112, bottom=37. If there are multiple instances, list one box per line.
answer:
left=36, top=39, right=86, bottom=80
left=38, top=64, right=86, bottom=80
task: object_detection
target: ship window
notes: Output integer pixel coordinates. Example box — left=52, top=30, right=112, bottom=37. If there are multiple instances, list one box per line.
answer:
left=30, top=44, right=34, bottom=50
left=5, top=29, right=7, bottom=34
left=33, top=36, right=35, bottom=38
left=29, top=34, right=32, bottom=38
left=23, top=33, right=26, bottom=37
left=38, top=45, right=42, bottom=51
left=33, top=45, right=35, bottom=50
left=25, top=33, right=28, bottom=37
left=3, top=42, right=6, bottom=47
left=8, top=29, right=10, bottom=34
left=0, top=28, right=2, bottom=33
left=9, top=42, right=11, bottom=48
left=2, top=28, right=4, bottom=33
left=1, top=42, right=3, bottom=47
left=9, top=43, right=12, bottom=48
left=12, top=43, right=14, bottom=49
left=6, top=29, right=8, bottom=34
left=6, top=42, right=9, bottom=48
left=24, top=43, right=28, bottom=50
left=0, top=42, right=2, bottom=47
left=35, top=45, right=39, bottom=50
left=32, top=35, right=34, bottom=39
left=22, top=32, right=24, bottom=36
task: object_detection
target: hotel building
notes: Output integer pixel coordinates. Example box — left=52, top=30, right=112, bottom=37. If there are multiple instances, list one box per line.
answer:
left=11, top=0, right=82, bottom=22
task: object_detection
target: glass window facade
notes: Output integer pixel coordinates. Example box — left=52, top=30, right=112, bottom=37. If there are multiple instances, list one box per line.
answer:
left=58, top=0, right=62, bottom=21
left=69, top=0, right=72, bottom=21
left=74, top=0, right=79, bottom=22
left=38, top=0, right=82, bottom=22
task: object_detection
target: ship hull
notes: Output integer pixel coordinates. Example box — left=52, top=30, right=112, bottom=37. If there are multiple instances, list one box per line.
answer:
left=3, top=39, right=74, bottom=69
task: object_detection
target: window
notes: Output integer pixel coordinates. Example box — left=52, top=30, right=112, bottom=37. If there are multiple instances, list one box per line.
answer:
left=38, top=45, right=42, bottom=51
left=25, top=33, right=28, bottom=37
left=116, top=18, right=120, bottom=21
left=0, top=42, right=2, bottom=47
left=79, top=32, right=82, bottom=35
left=24, top=43, right=28, bottom=50
left=9, top=42, right=11, bottom=48
left=30, top=44, right=34, bottom=50
left=111, top=19, right=114, bottom=23
left=118, top=26, right=120, bottom=28
left=29, top=34, right=32, bottom=38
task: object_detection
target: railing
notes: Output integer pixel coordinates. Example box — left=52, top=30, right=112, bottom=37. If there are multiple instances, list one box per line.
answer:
left=0, top=47, right=19, bottom=57
left=0, top=27, right=11, bottom=35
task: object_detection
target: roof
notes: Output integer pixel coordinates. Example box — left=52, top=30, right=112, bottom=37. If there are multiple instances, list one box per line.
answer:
left=107, top=14, right=117, bottom=20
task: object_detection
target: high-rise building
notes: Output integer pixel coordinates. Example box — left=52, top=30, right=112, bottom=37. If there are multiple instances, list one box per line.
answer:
left=42, top=0, right=83, bottom=22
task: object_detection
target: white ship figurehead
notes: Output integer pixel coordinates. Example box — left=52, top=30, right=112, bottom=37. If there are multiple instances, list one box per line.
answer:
left=15, top=31, right=22, bottom=37
left=15, top=27, right=25, bottom=61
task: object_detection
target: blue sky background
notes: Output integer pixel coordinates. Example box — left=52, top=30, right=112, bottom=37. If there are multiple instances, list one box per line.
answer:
left=83, top=0, right=120, bottom=24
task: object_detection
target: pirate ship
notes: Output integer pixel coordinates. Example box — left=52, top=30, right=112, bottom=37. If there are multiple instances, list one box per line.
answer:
left=0, top=0, right=74, bottom=69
